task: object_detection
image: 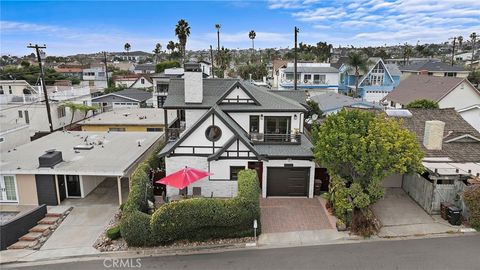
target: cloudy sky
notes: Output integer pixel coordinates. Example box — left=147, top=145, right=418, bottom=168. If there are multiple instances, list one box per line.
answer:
left=1, top=0, right=479, bottom=56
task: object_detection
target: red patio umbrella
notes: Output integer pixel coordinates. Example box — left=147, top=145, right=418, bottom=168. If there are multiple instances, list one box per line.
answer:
left=156, top=166, right=212, bottom=189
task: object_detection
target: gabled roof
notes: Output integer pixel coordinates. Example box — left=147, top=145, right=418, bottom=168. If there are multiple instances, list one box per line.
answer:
left=400, top=60, right=466, bottom=72
left=163, top=79, right=306, bottom=112
left=268, top=90, right=309, bottom=106
left=357, top=58, right=395, bottom=86
left=131, top=74, right=153, bottom=85
left=92, top=88, right=152, bottom=103
left=398, top=108, right=480, bottom=162
left=384, top=75, right=477, bottom=104
left=158, top=105, right=261, bottom=160
left=216, top=81, right=260, bottom=105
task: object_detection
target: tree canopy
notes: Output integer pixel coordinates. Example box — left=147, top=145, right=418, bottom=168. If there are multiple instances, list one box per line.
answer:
left=155, top=60, right=181, bottom=73
left=237, top=63, right=267, bottom=81
left=406, top=99, right=439, bottom=109
left=0, top=66, right=80, bottom=86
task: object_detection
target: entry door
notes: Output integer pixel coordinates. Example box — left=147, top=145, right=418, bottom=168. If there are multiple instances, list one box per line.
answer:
left=66, top=175, right=81, bottom=197
left=57, top=175, right=67, bottom=201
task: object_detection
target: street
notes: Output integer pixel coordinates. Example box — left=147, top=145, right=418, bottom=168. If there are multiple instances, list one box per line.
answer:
left=5, top=235, right=480, bottom=270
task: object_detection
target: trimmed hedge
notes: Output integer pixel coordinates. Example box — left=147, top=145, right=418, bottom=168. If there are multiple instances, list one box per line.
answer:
left=464, top=185, right=480, bottom=230
left=121, top=169, right=261, bottom=246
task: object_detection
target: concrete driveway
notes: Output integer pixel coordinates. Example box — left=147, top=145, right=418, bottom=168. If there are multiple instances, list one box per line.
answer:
left=372, top=188, right=459, bottom=237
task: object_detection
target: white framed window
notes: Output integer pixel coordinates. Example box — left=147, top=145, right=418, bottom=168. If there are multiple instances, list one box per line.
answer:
left=0, top=175, right=18, bottom=202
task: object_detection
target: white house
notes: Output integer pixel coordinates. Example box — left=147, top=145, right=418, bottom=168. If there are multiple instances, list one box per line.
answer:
left=383, top=75, right=480, bottom=131
left=0, top=80, right=37, bottom=95
left=81, top=67, right=108, bottom=89
left=0, top=123, right=30, bottom=152
left=159, top=62, right=316, bottom=199
left=277, top=62, right=339, bottom=92
left=91, top=88, right=153, bottom=111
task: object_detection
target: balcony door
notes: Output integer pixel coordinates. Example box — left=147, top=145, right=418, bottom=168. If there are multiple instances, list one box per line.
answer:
left=264, top=116, right=290, bottom=142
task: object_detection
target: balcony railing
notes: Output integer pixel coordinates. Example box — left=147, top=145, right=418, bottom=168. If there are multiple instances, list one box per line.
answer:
left=249, top=133, right=301, bottom=145
left=166, top=127, right=185, bottom=141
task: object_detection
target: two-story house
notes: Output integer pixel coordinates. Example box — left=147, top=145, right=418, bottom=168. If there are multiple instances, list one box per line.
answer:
left=338, top=58, right=401, bottom=103
left=277, top=63, right=339, bottom=92
left=81, top=67, right=108, bottom=89
left=159, top=62, right=315, bottom=199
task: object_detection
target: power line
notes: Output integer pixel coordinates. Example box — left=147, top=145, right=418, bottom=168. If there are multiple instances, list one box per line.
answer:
left=27, top=43, right=54, bottom=132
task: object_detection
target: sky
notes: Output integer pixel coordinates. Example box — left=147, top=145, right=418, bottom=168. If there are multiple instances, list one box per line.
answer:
left=1, top=0, right=479, bottom=56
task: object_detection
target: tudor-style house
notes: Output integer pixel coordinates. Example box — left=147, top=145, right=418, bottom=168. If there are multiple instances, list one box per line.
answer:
left=159, top=62, right=315, bottom=199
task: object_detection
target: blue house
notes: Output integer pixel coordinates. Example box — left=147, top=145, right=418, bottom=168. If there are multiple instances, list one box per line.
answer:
left=338, top=58, right=401, bottom=103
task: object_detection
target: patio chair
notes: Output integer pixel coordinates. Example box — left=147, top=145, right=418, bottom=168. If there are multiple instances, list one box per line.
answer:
left=192, top=187, right=202, bottom=197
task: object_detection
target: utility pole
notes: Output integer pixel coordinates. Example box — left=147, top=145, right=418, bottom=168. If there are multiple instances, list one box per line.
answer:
left=28, top=43, right=53, bottom=132
left=210, top=45, right=215, bottom=78
left=450, top=37, right=457, bottom=66
left=103, top=51, right=109, bottom=87
left=294, top=27, right=299, bottom=90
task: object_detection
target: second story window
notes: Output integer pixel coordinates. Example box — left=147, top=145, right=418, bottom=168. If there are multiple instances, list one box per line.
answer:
left=157, top=83, right=169, bottom=93
left=249, top=115, right=259, bottom=133
left=314, top=74, right=326, bottom=84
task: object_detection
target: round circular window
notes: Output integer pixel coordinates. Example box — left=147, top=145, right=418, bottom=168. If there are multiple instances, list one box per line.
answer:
left=205, top=125, right=222, bottom=142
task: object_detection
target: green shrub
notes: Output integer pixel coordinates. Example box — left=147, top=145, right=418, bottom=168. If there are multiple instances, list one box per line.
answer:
left=155, top=61, right=180, bottom=73
left=120, top=210, right=153, bottom=246
left=464, top=185, right=480, bottom=230
left=106, top=225, right=121, bottom=240
left=150, top=169, right=261, bottom=245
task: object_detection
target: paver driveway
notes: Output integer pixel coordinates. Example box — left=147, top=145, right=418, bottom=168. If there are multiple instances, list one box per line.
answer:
left=260, top=198, right=335, bottom=233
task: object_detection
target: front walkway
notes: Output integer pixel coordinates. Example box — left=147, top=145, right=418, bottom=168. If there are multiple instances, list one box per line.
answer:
left=372, top=188, right=463, bottom=237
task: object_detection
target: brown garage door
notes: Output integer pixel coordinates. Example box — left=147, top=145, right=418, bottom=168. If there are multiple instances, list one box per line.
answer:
left=267, top=167, right=310, bottom=196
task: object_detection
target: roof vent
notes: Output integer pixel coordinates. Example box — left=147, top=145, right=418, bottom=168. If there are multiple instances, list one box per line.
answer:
left=73, top=145, right=94, bottom=150
left=39, top=150, right=63, bottom=168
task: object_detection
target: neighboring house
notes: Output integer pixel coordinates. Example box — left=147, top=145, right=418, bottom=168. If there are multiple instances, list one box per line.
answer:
left=399, top=60, right=469, bottom=79
left=309, top=92, right=383, bottom=115
left=270, top=59, right=288, bottom=89
left=79, top=108, right=176, bottom=132
left=0, top=86, right=93, bottom=137
left=113, top=75, right=141, bottom=88
left=130, top=75, right=153, bottom=89
left=91, top=88, right=153, bottom=111
left=133, top=64, right=156, bottom=74
left=81, top=67, right=108, bottom=89
left=54, top=67, right=83, bottom=79
left=150, top=68, right=185, bottom=108
left=338, top=57, right=401, bottom=103
left=384, top=57, right=440, bottom=66
left=198, top=60, right=212, bottom=77
left=383, top=75, right=480, bottom=131
left=113, top=51, right=151, bottom=62
left=277, top=62, right=339, bottom=92
left=0, top=131, right=162, bottom=206
left=0, top=123, right=30, bottom=152
left=386, top=108, right=480, bottom=215
left=0, top=80, right=37, bottom=95
left=159, top=62, right=316, bottom=199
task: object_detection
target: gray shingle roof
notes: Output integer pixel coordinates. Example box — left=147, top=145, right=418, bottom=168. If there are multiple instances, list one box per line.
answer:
left=384, top=75, right=472, bottom=104
left=385, top=64, right=401, bottom=76
left=283, top=66, right=339, bottom=73
left=268, top=90, right=308, bottom=106
left=254, top=134, right=313, bottom=158
left=164, top=78, right=306, bottom=112
left=400, top=60, right=466, bottom=72
left=398, top=108, right=480, bottom=162
left=310, top=92, right=382, bottom=113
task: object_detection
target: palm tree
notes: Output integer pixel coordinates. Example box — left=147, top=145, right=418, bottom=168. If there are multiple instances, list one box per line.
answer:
left=457, top=36, right=463, bottom=51
left=403, top=43, right=413, bottom=65
left=249, top=30, right=256, bottom=51
left=167, top=41, right=176, bottom=53
left=346, top=51, right=369, bottom=98
left=60, top=102, right=81, bottom=129
left=175, top=19, right=191, bottom=60
left=215, top=24, right=221, bottom=52
left=153, top=43, right=162, bottom=64
left=471, top=32, right=477, bottom=65
left=124, top=43, right=131, bottom=61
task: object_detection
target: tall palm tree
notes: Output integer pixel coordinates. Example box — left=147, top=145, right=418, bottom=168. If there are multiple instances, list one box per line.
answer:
left=346, top=51, right=369, bottom=98
left=249, top=30, right=256, bottom=51
left=175, top=19, right=191, bottom=60
left=167, top=41, right=176, bottom=53
left=215, top=24, right=221, bottom=52
left=457, top=36, right=463, bottom=51
left=153, top=43, right=162, bottom=64
left=471, top=32, right=477, bottom=65
left=124, top=43, right=131, bottom=61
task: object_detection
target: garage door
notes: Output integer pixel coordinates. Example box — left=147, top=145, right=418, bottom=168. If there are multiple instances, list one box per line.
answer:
left=267, top=167, right=310, bottom=196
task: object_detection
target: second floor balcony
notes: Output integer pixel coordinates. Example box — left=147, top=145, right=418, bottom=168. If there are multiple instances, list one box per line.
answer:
left=249, top=132, right=301, bottom=145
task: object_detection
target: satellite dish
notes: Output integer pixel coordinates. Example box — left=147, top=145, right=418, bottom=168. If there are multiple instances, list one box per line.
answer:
left=312, top=114, right=318, bottom=121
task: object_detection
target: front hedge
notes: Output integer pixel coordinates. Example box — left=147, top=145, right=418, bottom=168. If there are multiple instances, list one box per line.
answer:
left=121, top=169, right=261, bottom=246
left=464, top=185, right=480, bottom=230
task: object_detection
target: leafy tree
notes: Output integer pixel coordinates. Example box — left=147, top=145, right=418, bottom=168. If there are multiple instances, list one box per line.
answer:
left=314, top=109, right=423, bottom=231
left=237, top=63, right=267, bottom=80
left=406, top=99, right=439, bottom=109
left=0, top=66, right=80, bottom=85
left=155, top=60, right=181, bottom=73
left=467, top=69, right=480, bottom=87
left=175, top=19, right=191, bottom=59
left=346, top=51, right=369, bottom=98
left=306, top=99, right=322, bottom=119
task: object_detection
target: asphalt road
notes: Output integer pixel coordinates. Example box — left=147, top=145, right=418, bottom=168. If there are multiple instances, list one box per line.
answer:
left=6, top=235, right=480, bottom=270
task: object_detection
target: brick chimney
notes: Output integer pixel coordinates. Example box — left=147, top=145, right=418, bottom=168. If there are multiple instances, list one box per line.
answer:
left=184, top=62, right=203, bottom=104
left=423, top=120, right=445, bottom=150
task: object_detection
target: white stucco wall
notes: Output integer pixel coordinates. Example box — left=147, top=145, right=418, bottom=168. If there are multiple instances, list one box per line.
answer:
left=439, top=82, right=480, bottom=111
left=81, top=175, right=106, bottom=197
left=458, top=107, right=480, bottom=131
left=184, top=109, right=208, bottom=130
left=0, top=125, right=30, bottom=152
